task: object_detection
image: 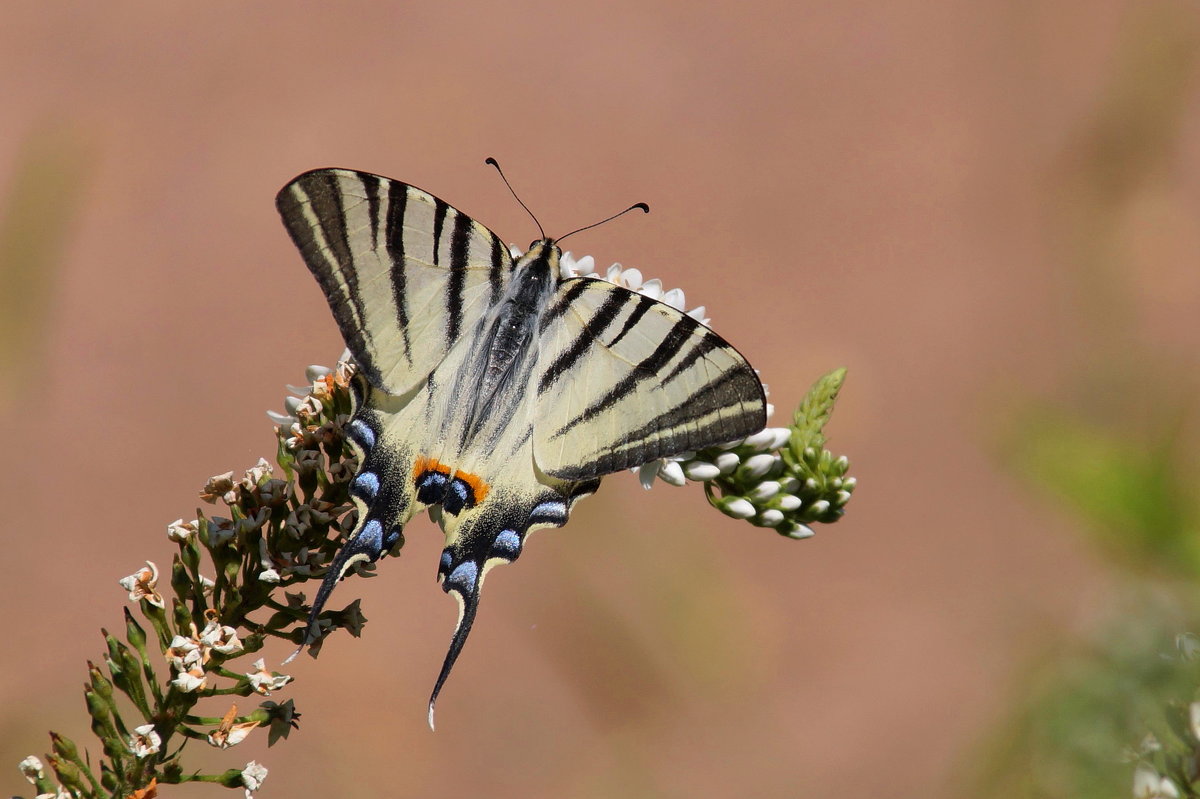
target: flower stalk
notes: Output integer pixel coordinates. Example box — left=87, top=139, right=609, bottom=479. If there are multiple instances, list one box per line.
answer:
left=15, top=256, right=855, bottom=798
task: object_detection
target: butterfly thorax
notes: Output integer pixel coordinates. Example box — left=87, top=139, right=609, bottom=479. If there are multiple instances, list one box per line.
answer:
left=450, top=241, right=559, bottom=452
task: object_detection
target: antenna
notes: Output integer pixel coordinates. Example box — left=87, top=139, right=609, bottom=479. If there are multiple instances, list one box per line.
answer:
left=485, top=157, right=545, bottom=240
left=556, top=202, right=649, bottom=245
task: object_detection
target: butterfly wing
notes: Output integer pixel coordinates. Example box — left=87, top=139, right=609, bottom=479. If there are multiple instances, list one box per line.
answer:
left=277, top=169, right=514, bottom=653
left=277, top=168, right=514, bottom=396
left=424, top=462, right=599, bottom=727
left=533, top=278, right=768, bottom=479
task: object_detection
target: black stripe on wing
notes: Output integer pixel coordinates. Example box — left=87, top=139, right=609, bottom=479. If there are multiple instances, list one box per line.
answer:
left=277, top=172, right=385, bottom=387
left=382, top=177, right=413, bottom=364
left=550, top=313, right=703, bottom=439
left=548, top=365, right=764, bottom=479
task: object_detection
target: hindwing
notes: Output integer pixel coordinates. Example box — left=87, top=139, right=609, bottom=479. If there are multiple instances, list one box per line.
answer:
left=533, top=278, right=767, bottom=480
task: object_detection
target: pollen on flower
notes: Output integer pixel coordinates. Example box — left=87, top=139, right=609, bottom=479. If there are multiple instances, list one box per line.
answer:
left=208, top=705, right=260, bottom=749
left=126, top=724, right=162, bottom=758
left=166, top=518, right=199, bottom=542
left=200, top=471, right=237, bottom=504
left=246, top=658, right=293, bottom=695
left=119, top=561, right=165, bottom=608
left=18, top=755, right=44, bottom=782
left=199, top=617, right=244, bottom=656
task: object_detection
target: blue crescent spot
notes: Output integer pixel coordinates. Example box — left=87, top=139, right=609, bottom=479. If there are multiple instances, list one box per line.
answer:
left=530, top=500, right=567, bottom=522
left=440, top=550, right=453, bottom=571
left=361, top=519, right=383, bottom=547
left=349, top=420, right=376, bottom=448
left=492, top=529, right=522, bottom=557
left=450, top=481, right=469, bottom=501
left=353, top=471, right=380, bottom=497
left=447, top=561, right=478, bottom=593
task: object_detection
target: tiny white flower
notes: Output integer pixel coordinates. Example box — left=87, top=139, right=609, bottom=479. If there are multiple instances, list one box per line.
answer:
left=200, top=471, right=237, bottom=504
left=1133, top=763, right=1180, bottom=798
left=200, top=619, right=243, bottom=655
left=686, top=305, right=709, bottom=325
left=246, top=658, right=293, bottom=696
left=836, top=490, right=852, bottom=505
left=683, top=461, right=721, bottom=481
left=619, top=267, right=643, bottom=290
left=259, top=568, right=282, bottom=583
left=208, top=707, right=260, bottom=749
left=638, top=278, right=663, bottom=301
left=166, top=634, right=202, bottom=669
left=662, top=287, right=685, bottom=310
left=266, top=409, right=293, bottom=425
left=172, top=667, right=207, bottom=692
left=167, top=518, right=198, bottom=542
left=305, top=363, right=333, bottom=382
left=126, top=724, right=161, bottom=758
left=810, top=499, right=831, bottom=515
left=242, top=761, right=269, bottom=797
left=242, top=458, right=274, bottom=490
left=119, top=561, right=165, bottom=608
left=19, top=755, right=45, bottom=783
left=1176, top=633, right=1200, bottom=661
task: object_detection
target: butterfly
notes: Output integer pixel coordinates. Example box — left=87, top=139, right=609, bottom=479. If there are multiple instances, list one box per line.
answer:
left=276, top=167, right=767, bottom=726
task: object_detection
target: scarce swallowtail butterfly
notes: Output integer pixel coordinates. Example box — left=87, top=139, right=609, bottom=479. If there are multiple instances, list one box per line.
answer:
left=276, top=167, right=767, bottom=726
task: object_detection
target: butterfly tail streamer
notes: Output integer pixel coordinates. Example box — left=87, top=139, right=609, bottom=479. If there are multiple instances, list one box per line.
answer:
left=428, top=575, right=482, bottom=730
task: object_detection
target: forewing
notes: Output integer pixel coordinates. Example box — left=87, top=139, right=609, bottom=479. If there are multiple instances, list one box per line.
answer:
left=533, top=278, right=767, bottom=480
left=277, top=168, right=513, bottom=396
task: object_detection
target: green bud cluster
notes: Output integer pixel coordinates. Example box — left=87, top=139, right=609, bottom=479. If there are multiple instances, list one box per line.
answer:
left=695, top=368, right=856, bottom=538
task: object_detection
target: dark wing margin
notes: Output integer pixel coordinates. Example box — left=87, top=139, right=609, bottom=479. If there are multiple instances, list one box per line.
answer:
left=532, top=278, right=766, bottom=480
left=276, top=168, right=514, bottom=396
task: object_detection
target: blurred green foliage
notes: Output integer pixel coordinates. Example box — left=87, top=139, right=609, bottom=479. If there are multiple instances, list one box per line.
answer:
left=970, top=3, right=1200, bottom=797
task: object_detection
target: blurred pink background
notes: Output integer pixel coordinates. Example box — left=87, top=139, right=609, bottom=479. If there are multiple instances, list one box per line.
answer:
left=2, top=2, right=1198, bottom=797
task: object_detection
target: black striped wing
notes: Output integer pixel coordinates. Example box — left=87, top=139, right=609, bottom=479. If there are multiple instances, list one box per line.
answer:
left=533, top=278, right=767, bottom=480
left=276, top=168, right=513, bottom=396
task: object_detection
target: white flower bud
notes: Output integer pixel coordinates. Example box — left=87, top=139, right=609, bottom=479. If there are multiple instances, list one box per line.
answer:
left=777, top=494, right=802, bottom=511
left=810, top=500, right=831, bottom=515
left=758, top=509, right=784, bottom=526
left=750, top=481, right=780, bottom=500
left=721, top=498, right=755, bottom=519
left=658, top=460, right=686, bottom=486
left=741, top=454, right=776, bottom=478
left=742, top=429, right=777, bottom=451
left=714, top=452, right=740, bottom=474
left=842, top=476, right=857, bottom=490
left=683, top=462, right=721, bottom=481
left=785, top=523, right=815, bottom=539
